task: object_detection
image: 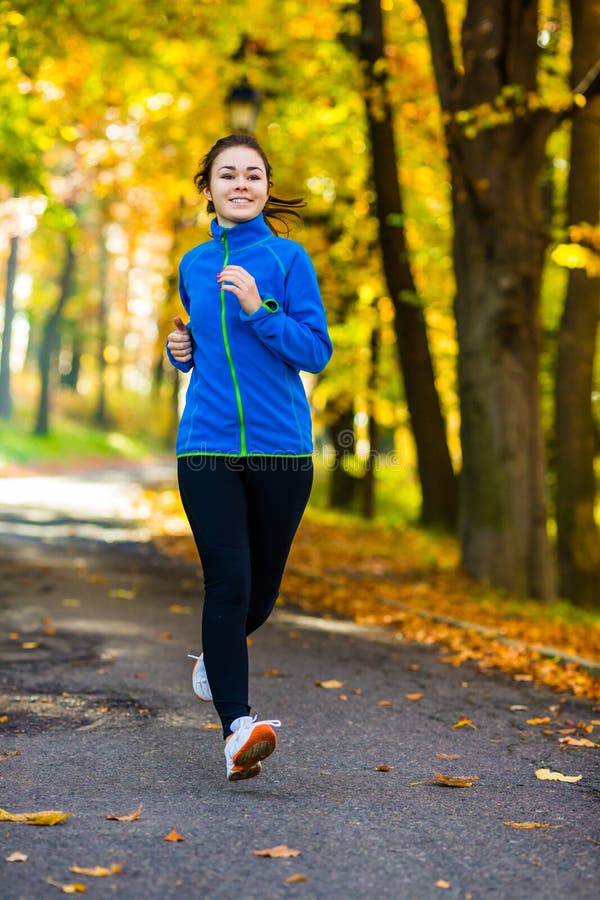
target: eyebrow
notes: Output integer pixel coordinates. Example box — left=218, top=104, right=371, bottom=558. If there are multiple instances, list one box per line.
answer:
left=217, top=165, right=265, bottom=173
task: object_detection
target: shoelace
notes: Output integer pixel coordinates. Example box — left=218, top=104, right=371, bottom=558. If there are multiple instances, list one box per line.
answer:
left=233, top=714, right=281, bottom=732
left=187, top=653, right=201, bottom=661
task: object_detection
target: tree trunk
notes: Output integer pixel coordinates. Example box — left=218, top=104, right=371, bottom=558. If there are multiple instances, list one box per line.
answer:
left=360, top=0, right=458, bottom=530
left=0, top=234, right=19, bottom=419
left=35, top=235, right=76, bottom=436
left=328, top=407, right=360, bottom=511
left=94, top=234, right=109, bottom=428
left=417, top=0, right=557, bottom=598
left=554, top=0, right=600, bottom=607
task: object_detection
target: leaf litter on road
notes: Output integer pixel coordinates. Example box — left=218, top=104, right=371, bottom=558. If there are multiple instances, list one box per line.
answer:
left=534, top=767, right=582, bottom=783
left=0, top=807, right=71, bottom=826
left=252, top=845, right=302, bottom=858
left=70, top=863, right=123, bottom=877
left=106, top=804, right=142, bottom=822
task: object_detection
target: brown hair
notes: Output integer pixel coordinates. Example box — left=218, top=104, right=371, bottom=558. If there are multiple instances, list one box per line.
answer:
left=193, top=134, right=305, bottom=236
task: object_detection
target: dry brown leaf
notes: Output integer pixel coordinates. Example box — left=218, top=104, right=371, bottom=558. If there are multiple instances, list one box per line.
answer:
left=452, top=716, right=477, bottom=729
left=504, top=821, right=552, bottom=829
left=407, top=664, right=420, bottom=671
left=0, top=715, right=8, bottom=723
left=557, top=727, right=576, bottom=735
left=106, top=804, right=142, bottom=822
left=0, top=750, right=21, bottom=761
left=47, top=878, right=87, bottom=893
left=434, top=772, right=478, bottom=788
left=434, top=753, right=461, bottom=760
left=338, top=694, right=348, bottom=701
left=158, top=632, right=173, bottom=640
left=262, top=669, right=281, bottom=678
left=558, top=736, right=597, bottom=748
left=8, top=632, right=20, bottom=640
left=6, top=851, right=28, bottom=862
left=534, top=767, right=582, bottom=783
left=375, top=765, right=394, bottom=772
left=42, top=626, right=57, bottom=636
left=405, top=693, right=423, bottom=701
left=0, top=807, right=71, bottom=826
left=164, top=829, right=185, bottom=842
left=109, top=589, right=136, bottom=600
left=252, top=845, right=302, bottom=858
left=70, top=863, right=123, bottom=877
left=514, top=674, right=533, bottom=682
left=167, top=604, right=193, bottom=615
left=526, top=717, right=551, bottom=725
left=202, top=723, right=221, bottom=730
left=285, top=874, right=308, bottom=883
left=377, top=700, right=393, bottom=707
left=436, top=880, right=451, bottom=889
left=62, top=599, right=81, bottom=608
left=510, top=705, right=529, bottom=711
left=314, top=680, right=344, bottom=689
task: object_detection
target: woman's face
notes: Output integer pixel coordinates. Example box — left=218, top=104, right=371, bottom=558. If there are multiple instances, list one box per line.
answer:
left=204, top=146, right=269, bottom=228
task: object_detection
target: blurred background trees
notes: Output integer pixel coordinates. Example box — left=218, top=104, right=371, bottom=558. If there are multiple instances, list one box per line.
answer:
left=0, top=0, right=598, bottom=607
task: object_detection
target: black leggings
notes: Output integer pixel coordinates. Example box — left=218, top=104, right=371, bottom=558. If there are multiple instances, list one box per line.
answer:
left=177, top=456, right=313, bottom=738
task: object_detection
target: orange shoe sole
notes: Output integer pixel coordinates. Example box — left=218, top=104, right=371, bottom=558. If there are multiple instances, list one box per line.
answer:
left=232, top=724, right=277, bottom=769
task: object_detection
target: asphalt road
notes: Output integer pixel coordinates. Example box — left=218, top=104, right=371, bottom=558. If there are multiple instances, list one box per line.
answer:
left=0, top=467, right=598, bottom=899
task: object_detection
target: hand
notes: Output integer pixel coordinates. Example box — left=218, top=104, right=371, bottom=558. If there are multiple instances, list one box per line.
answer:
left=217, top=265, right=262, bottom=315
left=167, top=316, right=193, bottom=362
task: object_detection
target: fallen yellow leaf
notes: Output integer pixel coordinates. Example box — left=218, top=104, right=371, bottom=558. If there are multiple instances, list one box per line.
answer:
left=558, top=736, right=597, bottom=748
left=377, top=700, right=393, bottom=707
left=158, top=632, right=173, bottom=640
left=70, top=863, right=123, bottom=877
left=534, top=767, right=582, bottom=783
left=452, top=716, right=477, bottom=729
left=202, top=723, right=221, bottom=730
left=405, top=693, right=423, bottom=701
left=0, top=750, right=20, bottom=760
left=0, top=715, right=8, bottom=723
left=109, top=589, right=136, bottom=600
left=434, top=772, right=478, bottom=788
left=285, top=874, right=308, bottom=883
left=106, top=804, right=142, bottom=822
left=504, top=821, right=552, bottom=829
left=5, top=850, right=28, bottom=862
left=375, top=765, right=394, bottom=772
left=21, top=642, right=38, bottom=650
left=436, top=880, right=451, bottom=889
left=262, top=669, right=281, bottom=678
left=62, top=599, right=81, bottom=608
left=526, top=717, right=551, bottom=725
left=0, top=808, right=72, bottom=826
left=252, top=845, right=302, bottom=858
left=433, top=753, right=461, bottom=760
left=164, top=829, right=185, bottom=842
left=168, top=605, right=193, bottom=615
left=47, top=878, right=87, bottom=893
left=314, top=680, right=344, bottom=689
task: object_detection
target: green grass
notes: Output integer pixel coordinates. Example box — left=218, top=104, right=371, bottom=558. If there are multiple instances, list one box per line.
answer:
left=0, top=415, right=160, bottom=467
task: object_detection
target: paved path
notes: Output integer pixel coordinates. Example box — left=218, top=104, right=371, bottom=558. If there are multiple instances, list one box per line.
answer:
left=0, top=468, right=598, bottom=898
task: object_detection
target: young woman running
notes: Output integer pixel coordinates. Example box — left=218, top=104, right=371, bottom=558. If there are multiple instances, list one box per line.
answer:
left=166, top=134, right=332, bottom=781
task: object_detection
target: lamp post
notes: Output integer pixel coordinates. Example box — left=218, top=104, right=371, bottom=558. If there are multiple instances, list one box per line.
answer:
left=226, top=77, right=262, bottom=134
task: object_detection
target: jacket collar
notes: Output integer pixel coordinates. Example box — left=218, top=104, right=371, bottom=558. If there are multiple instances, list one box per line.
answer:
left=210, top=213, right=272, bottom=250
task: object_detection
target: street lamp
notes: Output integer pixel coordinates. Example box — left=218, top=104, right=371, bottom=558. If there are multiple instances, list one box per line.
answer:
left=226, top=77, right=262, bottom=134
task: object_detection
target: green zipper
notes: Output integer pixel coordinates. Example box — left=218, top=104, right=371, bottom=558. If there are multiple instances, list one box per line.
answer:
left=220, top=231, right=246, bottom=454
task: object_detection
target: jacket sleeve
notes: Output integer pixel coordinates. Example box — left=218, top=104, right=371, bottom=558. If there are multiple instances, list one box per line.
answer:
left=166, top=267, right=194, bottom=373
left=239, top=247, right=332, bottom=374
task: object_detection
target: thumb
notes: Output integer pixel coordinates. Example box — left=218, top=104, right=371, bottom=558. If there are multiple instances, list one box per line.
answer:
left=173, top=316, right=188, bottom=332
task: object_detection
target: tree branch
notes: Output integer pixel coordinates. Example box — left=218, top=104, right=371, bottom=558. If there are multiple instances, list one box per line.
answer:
left=414, top=0, right=460, bottom=110
left=573, top=57, right=600, bottom=100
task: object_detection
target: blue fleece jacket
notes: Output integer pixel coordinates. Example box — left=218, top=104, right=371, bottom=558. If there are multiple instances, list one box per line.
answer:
left=167, top=213, right=332, bottom=457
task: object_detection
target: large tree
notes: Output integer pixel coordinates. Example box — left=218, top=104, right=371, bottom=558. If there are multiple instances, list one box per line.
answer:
left=415, top=0, right=599, bottom=598
left=555, top=0, right=600, bottom=607
left=359, top=0, right=458, bottom=530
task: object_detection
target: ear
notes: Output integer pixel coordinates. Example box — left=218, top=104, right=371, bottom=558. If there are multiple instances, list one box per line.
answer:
left=203, top=186, right=212, bottom=201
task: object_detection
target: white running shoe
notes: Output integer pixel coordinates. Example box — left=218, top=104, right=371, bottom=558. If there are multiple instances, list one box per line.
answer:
left=225, top=715, right=281, bottom=782
left=188, top=653, right=212, bottom=702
